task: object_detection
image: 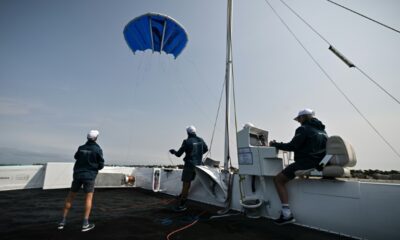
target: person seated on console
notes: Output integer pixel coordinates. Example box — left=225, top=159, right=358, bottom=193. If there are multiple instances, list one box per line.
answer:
left=269, top=108, right=328, bottom=225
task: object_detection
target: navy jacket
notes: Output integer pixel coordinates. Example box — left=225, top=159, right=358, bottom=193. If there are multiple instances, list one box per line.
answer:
left=272, top=118, right=328, bottom=166
left=73, top=140, right=104, bottom=180
left=174, top=134, right=208, bottom=167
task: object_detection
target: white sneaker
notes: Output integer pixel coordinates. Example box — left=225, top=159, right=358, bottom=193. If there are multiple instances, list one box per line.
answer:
left=82, top=223, right=95, bottom=232
left=57, top=222, right=65, bottom=230
left=274, top=214, right=296, bottom=225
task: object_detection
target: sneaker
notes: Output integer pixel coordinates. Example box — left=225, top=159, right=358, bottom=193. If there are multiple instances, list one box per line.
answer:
left=274, top=214, right=295, bottom=225
left=173, top=205, right=187, bottom=212
left=81, top=223, right=95, bottom=232
left=57, top=222, right=65, bottom=230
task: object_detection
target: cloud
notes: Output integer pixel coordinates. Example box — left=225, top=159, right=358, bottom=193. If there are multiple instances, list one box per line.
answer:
left=0, top=97, right=45, bottom=116
left=0, top=147, right=72, bottom=165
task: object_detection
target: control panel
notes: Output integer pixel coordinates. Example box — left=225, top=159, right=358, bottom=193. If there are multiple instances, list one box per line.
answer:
left=237, top=125, right=283, bottom=176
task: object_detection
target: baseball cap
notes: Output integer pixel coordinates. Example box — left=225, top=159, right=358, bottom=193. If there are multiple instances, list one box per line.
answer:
left=87, top=130, right=99, bottom=140
left=294, top=108, right=315, bottom=121
left=186, top=126, right=196, bottom=134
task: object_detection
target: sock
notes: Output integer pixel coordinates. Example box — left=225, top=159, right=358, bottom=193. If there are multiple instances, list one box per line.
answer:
left=60, top=217, right=66, bottom=224
left=83, top=218, right=89, bottom=226
left=282, top=204, right=292, bottom=218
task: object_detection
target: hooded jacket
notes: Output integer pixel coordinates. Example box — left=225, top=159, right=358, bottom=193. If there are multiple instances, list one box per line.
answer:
left=272, top=118, right=328, bottom=166
left=73, top=140, right=105, bottom=180
left=175, top=134, right=208, bottom=167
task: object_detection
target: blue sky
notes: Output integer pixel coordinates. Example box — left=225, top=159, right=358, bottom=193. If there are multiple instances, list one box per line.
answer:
left=0, top=0, right=399, bottom=170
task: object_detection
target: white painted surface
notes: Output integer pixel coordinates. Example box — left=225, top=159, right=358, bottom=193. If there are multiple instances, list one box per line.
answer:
left=0, top=165, right=45, bottom=191
left=358, top=182, right=400, bottom=240
left=100, top=166, right=135, bottom=175
left=132, top=167, right=154, bottom=189
left=42, top=162, right=74, bottom=189
left=195, top=165, right=228, bottom=203
left=43, top=163, right=137, bottom=189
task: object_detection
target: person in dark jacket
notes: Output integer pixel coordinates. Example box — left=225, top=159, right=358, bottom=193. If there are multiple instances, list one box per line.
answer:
left=58, top=130, right=104, bottom=232
left=269, top=109, right=328, bottom=225
left=169, top=126, right=208, bottom=211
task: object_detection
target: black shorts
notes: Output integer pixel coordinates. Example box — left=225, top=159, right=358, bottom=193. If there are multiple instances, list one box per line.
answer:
left=181, top=167, right=196, bottom=182
left=70, top=179, right=95, bottom=193
left=282, top=162, right=317, bottom=180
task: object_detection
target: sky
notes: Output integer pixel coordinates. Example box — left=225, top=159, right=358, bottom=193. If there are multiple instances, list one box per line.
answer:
left=0, top=0, right=399, bottom=170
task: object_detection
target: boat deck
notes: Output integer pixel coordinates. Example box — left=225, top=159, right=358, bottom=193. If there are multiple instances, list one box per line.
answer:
left=1, top=188, right=355, bottom=240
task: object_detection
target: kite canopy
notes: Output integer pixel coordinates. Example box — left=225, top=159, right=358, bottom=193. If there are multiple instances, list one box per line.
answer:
left=123, top=13, right=188, bottom=58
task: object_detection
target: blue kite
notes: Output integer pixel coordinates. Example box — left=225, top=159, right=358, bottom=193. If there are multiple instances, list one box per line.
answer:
left=124, top=13, right=189, bottom=58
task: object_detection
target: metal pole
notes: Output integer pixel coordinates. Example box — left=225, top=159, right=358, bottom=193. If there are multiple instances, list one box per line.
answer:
left=224, top=0, right=233, bottom=171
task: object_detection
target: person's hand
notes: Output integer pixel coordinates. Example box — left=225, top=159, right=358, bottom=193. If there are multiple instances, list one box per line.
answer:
left=269, top=140, right=277, bottom=147
left=169, top=149, right=176, bottom=155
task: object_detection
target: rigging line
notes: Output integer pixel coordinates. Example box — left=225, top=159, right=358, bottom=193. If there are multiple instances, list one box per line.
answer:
left=264, top=0, right=400, bottom=159
left=167, top=152, right=175, bottom=166
left=279, top=0, right=400, bottom=105
left=185, top=58, right=220, bottom=101
left=326, top=0, right=400, bottom=35
left=182, top=59, right=226, bottom=137
left=356, top=67, right=400, bottom=105
left=124, top=57, right=147, bottom=164
left=174, top=67, right=214, bottom=126
left=279, top=0, right=330, bottom=45
left=206, top=79, right=226, bottom=158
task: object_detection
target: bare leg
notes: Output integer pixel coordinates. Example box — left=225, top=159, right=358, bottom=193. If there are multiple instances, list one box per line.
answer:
left=62, top=191, right=77, bottom=218
left=83, top=192, right=94, bottom=220
left=180, top=181, right=191, bottom=199
left=273, top=173, right=290, bottom=204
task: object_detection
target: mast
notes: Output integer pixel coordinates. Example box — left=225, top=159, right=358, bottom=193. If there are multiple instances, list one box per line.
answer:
left=224, top=0, right=233, bottom=171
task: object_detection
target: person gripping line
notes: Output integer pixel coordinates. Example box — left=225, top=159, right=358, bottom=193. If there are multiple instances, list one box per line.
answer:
left=169, top=126, right=208, bottom=212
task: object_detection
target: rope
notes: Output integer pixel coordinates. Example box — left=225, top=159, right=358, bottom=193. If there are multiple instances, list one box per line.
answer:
left=185, top=58, right=220, bottom=101
left=155, top=212, right=203, bottom=226
left=279, top=0, right=400, bottom=105
left=166, top=210, right=207, bottom=240
left=180, top=57, right=227, bottom=160
left=356, top=67, right=400, bottom=105
left=264, top=0, right=400, bottom=159
left=326, top=0, right=400, bottom=35
left=124, top=56, right=148, bottom=164
left=206, top=79, right=226, bottom=158
left=167, top=152, right=175, bottom=166
left=174, top=73, right=214, bottom=125
left=279, top=0, right=330, bottom=45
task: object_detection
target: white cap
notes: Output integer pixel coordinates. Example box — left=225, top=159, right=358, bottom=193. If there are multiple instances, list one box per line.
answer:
left=294, top=108, right=315, bottom=120
left=87, top=130, right=99, bottom=140
left=186, top=125, right=196, bottom=134
left=243, top=122, right=254, bottom=128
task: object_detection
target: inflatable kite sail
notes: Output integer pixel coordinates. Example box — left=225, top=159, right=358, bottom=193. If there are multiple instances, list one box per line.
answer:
left=123, top=13, right=188, bottom=58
